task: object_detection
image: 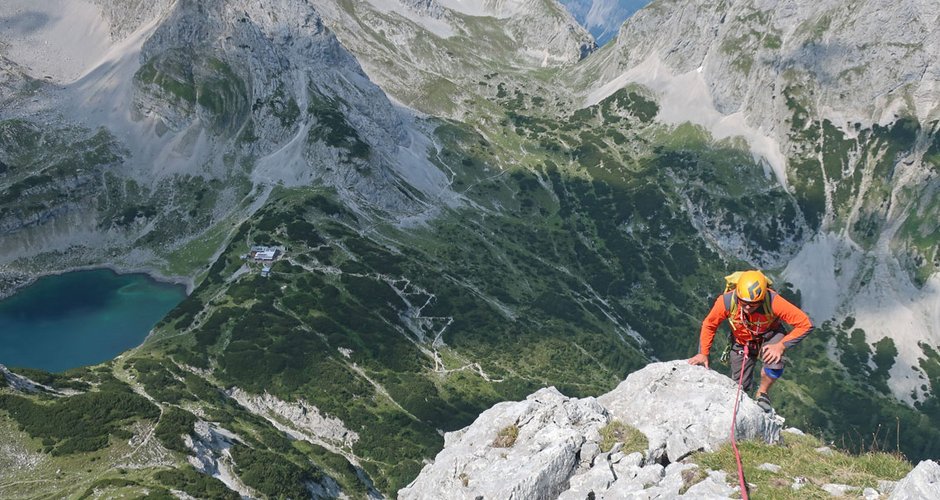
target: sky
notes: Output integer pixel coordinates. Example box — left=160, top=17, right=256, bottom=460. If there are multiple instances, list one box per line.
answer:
left=558, top=0, right=652, bottom=46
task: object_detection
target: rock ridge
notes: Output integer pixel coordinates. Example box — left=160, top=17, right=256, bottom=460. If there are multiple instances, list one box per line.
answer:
left=400, top=361, right=940, bottom=499
left=400, top=361, right=782, bottom=499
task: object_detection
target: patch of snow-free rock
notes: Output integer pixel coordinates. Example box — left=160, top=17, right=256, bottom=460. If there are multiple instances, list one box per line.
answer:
left=584, top=54, right=789, bottom=189
left=784, top=231, right=940, bottom=403
left=185, top=421, right=251, bottom=498
left=888, top=460, right=940, bottom=500
left=0, top=0, right=112, bottom=83
left=226, top=387, right=358, bottom=450
left=0, top=364, right=60, bottom=394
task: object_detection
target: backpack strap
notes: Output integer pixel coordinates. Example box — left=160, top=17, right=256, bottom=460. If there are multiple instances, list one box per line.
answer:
left=722, top=290, right=735, bottom=312
left=763, top=290, right=777, bottom=317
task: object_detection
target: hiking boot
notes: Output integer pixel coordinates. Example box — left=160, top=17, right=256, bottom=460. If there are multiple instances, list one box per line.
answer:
left=756, top=392, right=773, bottom=413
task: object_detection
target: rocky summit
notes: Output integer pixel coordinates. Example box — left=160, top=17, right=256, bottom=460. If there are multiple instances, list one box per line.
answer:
left=399, top=361, right=779, bottom=499
left=400, top=361, right=939, bottom=499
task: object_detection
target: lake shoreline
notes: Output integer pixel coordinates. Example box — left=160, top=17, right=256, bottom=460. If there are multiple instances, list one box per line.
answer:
left=0, top=264, right=193, bottom=302
left=0, top=267, right=188, bottom=373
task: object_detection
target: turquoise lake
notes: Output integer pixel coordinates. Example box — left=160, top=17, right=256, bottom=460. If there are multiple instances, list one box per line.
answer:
left=0, top=269, right=185, bottom=372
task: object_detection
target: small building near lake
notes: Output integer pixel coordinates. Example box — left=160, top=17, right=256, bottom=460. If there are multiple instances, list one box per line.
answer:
left=249, top=246, right=281, bottom=262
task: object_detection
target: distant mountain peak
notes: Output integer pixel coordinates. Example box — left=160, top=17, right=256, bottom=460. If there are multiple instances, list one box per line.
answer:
left=559, top=0, right=650, bottom=46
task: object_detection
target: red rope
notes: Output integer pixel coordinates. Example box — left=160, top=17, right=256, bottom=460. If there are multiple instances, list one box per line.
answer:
left=730, top=344, right=750, bottom=499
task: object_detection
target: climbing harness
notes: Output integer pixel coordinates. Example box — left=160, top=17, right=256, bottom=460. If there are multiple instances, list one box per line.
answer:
left=730, top=344, right=751, bottom=500
left=734, top=296, right=775, bottom=343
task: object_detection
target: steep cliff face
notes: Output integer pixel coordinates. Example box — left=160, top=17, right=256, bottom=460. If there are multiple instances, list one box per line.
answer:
left=312, top=0, right=596, bottom=116
left=592, top=0, right=939, bottom=130
left=89, top=0, right=174, bottom=41
left=130, top=0, right=433, bottom=194
left=0, top=56, right=33, bottom=108
left=0, top=0, right=452, bottom=278
left=577, top=0, right=939, bottom=223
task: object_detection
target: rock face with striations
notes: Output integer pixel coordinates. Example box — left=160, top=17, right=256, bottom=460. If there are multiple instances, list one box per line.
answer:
left=399, top=361, right=781, bottom=499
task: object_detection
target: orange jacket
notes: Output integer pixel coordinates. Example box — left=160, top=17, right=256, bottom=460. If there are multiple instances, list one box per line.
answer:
left=699, top=291, right=813, bottom=356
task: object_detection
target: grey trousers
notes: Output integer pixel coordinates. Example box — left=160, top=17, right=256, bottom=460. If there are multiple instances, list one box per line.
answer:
left=729, top=332, right=785, bottom=393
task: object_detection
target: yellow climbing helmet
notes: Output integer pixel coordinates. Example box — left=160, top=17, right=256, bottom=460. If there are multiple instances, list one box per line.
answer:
left=735, top=270, right=769, bottom=302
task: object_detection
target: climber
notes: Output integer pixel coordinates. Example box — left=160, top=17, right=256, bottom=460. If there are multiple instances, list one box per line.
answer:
left=687, top=270, right=814, bottom=411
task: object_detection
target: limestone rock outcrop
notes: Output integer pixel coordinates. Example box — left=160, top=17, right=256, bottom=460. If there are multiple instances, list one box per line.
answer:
left=599, top=360, right=782, bottom=463
left=400, top=361, right=782, bottom=499
left=401, top=361, right=940, bottom=499
left=889, top=460, right=940, bottom=500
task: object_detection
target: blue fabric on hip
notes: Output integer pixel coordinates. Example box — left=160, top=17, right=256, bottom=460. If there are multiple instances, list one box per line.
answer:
left=764, top=367, right=783, bottom=379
